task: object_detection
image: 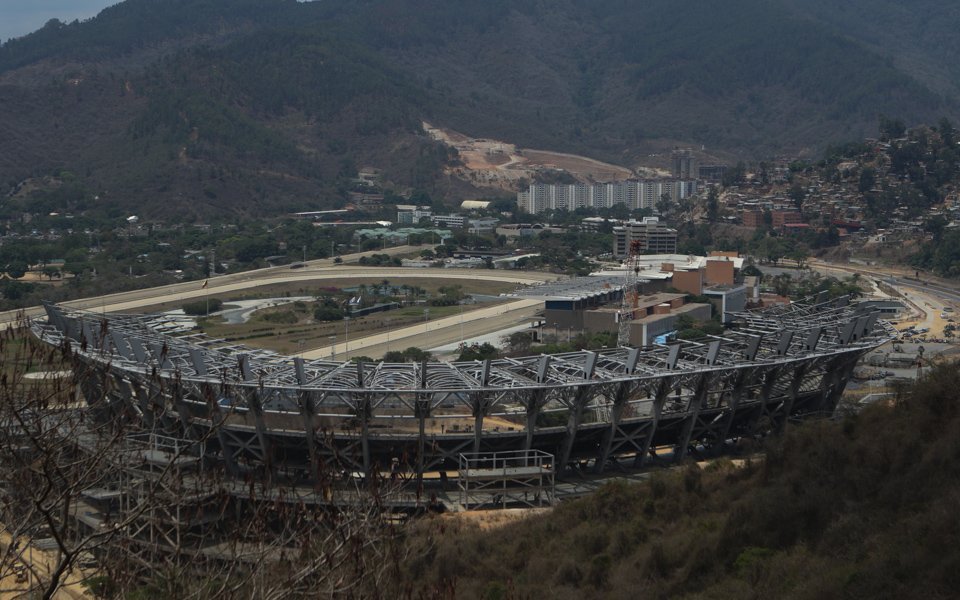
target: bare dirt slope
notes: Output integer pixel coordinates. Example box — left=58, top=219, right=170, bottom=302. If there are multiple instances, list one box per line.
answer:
left=423, top=122, right=634, bottom=191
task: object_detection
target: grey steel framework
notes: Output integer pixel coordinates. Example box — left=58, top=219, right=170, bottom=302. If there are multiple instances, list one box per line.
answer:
left=457, top=450, right=555, bottom=510
left=32, top=295, right=893, bottom=507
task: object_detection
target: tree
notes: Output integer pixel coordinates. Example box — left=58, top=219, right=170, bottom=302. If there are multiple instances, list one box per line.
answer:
left=772, top=273, right=793, bottom=297
left=858, top=167, right=876, bottom=193
left=755, top=236, right=786, bottom=265
left=939, top=117, right=956, bottom=147
left=706, top=187, right=719, bottom=223
left=313, top=305, right=344, bottom=321
left=656, top=194, right=673, bottom=217
left=788, top=245, right=810, bottom=269
left=788, top=182, right=806, bottom=210
left=721, top=161, right=746, bottom=187
left=4, top=261, right=27, bottom=279
left=924, top=215, right=948, bottom=243
left=457, top=342, right=500, bottom=361
left=879, top=114, right=906, bottom=140
left=383, top=347, right=432, bottom=362
left=1, top=317, right=414, bottom=598
left=503, top=331, right=534, bottom=355
left=182, top=298, right=223, bottom=315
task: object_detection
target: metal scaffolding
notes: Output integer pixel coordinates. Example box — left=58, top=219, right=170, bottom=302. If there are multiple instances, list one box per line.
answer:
left=457, top=450, right=555, bottom=510
left=30, top=294, right=893, bottom=511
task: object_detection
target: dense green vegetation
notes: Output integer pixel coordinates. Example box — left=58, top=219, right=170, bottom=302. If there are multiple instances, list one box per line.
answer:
left=392, top=362, right=960, bottom=598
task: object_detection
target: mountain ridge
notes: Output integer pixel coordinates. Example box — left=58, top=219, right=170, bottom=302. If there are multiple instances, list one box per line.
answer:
left=1, top=0, right=958, bottom=217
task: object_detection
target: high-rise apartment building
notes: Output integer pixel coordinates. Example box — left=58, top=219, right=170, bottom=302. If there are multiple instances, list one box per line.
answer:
left=672, top=149, right=697, bottom=179
left=516, top=179, right=698, bottom=214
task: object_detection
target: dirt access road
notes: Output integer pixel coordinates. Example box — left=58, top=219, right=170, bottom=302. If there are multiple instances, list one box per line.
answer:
left=423, top=121, right=634, bottom=190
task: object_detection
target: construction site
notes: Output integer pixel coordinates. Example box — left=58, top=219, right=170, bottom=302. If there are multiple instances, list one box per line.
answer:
left=25, top=287, right=892, bottom=560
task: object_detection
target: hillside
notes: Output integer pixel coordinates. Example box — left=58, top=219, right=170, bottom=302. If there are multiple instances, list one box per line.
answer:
left=1, top=0, right=959, bottom=217
left=388, top=363, right=960, bottom=598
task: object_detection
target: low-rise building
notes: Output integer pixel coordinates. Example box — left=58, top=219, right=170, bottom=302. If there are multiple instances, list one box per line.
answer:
left=629, top=303, right=713, bottom=346
left=430, top=214, right=466, bottom=228
left=771, top=209, right=802, bottom=229
left=703, top=285, right=748, bottom=323
left=468, top=217, right=500, bottom=234
left=396, top=205, right=432, bottom=225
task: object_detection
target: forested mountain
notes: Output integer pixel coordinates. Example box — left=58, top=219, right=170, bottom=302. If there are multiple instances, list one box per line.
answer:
left=1, top=0, right=959, bottom=217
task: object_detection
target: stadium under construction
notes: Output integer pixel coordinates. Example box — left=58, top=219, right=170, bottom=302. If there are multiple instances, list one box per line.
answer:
left=32, top=293, right=893, bottom=519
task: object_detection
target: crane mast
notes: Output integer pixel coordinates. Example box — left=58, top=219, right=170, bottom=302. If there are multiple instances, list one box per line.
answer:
left=617, top=239, right=643, bottom=347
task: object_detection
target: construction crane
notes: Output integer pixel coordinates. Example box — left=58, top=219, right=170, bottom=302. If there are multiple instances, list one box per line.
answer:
left=617, top=240, right=643, bottom=347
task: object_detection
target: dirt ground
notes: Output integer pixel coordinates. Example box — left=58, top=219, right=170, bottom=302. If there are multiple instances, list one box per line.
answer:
left=0, top=528, right=93, bottom=599
left=444, top=508, right=551, bottom=531
left=423, top=121, right=634, bottom=190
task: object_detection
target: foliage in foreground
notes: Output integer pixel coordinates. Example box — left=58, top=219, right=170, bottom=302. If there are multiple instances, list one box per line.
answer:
left=397, top=362, right=960, bottom=599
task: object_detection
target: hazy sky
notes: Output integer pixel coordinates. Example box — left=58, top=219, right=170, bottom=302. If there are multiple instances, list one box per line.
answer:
left=0, top=1, right=117, bottom=44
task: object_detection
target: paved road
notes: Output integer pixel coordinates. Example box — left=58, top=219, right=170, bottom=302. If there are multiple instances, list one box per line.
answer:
left=303, top=299, right=543, bottom=360
left=809, top=258, right=960, bottom=336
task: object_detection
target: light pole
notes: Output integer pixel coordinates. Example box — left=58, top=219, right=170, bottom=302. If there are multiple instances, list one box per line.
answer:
left=329, top=334, right=336, bottom=361
left=344, top=317, right=350, bottom=355
left=459, top=302, right=464, bottom=345
left=424, top=308, right=430, bottom=332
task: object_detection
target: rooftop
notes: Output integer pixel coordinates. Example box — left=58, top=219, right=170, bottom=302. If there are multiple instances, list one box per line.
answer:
left=504, top=275, right=645, bottom=301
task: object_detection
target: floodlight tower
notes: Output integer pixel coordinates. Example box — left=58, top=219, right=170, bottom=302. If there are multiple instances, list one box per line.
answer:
left=617, top=239, right=643, bottom=347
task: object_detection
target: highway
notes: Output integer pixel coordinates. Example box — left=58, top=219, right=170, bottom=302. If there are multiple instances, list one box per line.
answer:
left=809, top=259, right=960, bottom=304
left=809, top=258, right=960, bottom=337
